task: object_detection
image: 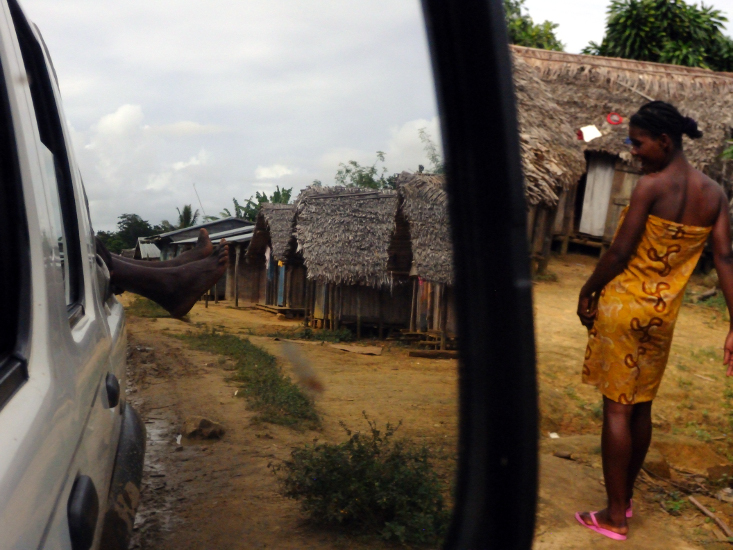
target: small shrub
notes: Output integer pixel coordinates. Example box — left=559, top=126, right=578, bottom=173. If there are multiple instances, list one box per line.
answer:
left=533, top=271, right=559, bottom=283
left=272, top=414, right=450, bottom=545
left=177, top=329, right=319, bottom=428
left=124, top=295, right=171, bottom=318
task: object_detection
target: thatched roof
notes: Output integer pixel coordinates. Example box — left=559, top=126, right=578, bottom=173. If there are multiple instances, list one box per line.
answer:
left=512, top=55, right=586, bottom=207
left=294, top=186, right=400, bottom=287
left=246, top=203, right=296, bottom=262
left=512, top=46, right=733, bottom=188
left=395, top=171, right=454, bottom=285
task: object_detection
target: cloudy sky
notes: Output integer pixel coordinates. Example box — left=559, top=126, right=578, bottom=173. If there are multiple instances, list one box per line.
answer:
left=19, top=0, right=733, bottom=231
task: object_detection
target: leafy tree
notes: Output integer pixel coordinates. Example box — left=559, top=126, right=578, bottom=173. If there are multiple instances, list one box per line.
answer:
left=503, top=0, right=564, bottom=51
left=418, top=128, right=445, bottom=174
left=335, top=151, right=397, bottom=189
left=176, top=204, right=200, bottom=229
left=240, top=186, right=293, bottom=220
left=583, top=0, right=733, bottom=72
left=97, top=213, right=157, bottom=252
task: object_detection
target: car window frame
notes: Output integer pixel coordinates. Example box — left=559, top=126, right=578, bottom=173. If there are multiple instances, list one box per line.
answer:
left=8, top=0, right=84, bottom=325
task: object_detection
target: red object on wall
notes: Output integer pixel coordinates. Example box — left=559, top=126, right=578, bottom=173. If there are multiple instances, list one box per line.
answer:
left=607, top=112, right=623, bottom=125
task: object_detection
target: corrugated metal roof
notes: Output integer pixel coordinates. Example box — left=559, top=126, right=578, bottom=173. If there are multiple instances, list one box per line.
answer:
left=137, top=243, right=161, bottom=259
left=174, top=226, right=254, bottom=245
left=154, top=217, right=254, bottom=239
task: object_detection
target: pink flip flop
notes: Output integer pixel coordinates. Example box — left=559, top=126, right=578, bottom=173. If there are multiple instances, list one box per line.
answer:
left=575, top=511, right=627, bottom=541
left=626, top=499, right=633, bottom=519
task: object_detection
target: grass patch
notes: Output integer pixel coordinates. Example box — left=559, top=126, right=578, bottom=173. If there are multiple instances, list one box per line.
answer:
left=124, top=295, right=171, bottom=318
left=272, top=413, right=450, bottom=546
left=176, top=329, right=319, bottom=429
left=269, top=326, right=354, bottom=343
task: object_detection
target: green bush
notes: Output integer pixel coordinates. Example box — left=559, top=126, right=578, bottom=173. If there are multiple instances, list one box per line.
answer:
left=272, top=414, right=450, bottom=545
left=177, top=329, right=319, bottom=429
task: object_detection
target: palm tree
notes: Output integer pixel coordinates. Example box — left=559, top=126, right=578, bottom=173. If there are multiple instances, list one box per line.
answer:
left=176, top=205, right=200, bottom=229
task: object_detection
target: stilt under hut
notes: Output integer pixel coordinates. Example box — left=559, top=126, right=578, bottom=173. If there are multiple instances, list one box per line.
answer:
left=294, top=186, right=412, bottom=338
left=511, top=46, right=733, bottom=253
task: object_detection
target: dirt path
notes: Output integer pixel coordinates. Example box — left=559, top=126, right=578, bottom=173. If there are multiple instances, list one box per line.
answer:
left=125, top=254, right=733, bottom=549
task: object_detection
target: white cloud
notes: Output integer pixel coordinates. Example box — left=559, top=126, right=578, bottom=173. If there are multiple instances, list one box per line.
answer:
left=148, top=121, right=227, bottom=136
left=172, top=150, right=209, bottom=171
left=255, top=164, right=294, bottom=180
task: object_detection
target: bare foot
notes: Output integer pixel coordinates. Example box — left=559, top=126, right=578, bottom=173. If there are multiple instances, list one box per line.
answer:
left=161, top=240, right=229, bottom=318
left=577, top=508, right=628, bottom=536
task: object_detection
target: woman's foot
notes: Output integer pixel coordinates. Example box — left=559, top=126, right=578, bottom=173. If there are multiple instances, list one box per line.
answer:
left=577, top=508, right=628, bottom=537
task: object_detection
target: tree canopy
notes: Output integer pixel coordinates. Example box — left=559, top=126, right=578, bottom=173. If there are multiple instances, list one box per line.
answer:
left=96, top=213, right=164, bottom=253
left=176, top=204, right=200, bottom=229
left=503, top=0, right=564, bottom=51
left=212, top=186, right=294, bottom=222
left=335, top=151, right=397, bottom=189
left=583, top=0, right=733, bottom=72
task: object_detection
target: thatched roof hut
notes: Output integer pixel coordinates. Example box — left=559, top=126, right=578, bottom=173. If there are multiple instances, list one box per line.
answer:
left=246, top=203, right=296, bottom=262
left=511, top=45, right=733, bottom=189
left=512, top=55, right=587, bottom=208
left=294, top=186, right=400, bottom=287
left=395, top=171, right=454, bottom=286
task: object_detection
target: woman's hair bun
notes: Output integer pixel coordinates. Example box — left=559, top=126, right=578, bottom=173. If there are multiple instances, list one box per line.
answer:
left=681, top=116, right=703, bottom=139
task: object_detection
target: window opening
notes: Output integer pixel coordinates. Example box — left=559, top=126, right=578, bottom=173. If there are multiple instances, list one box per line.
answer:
left=9, top=0, right=83, bottom=316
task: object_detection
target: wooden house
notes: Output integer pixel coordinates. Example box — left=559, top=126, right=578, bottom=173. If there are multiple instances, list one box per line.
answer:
left=511, top=46, right=733, bottom=253
left=295, top=186, right=412, bottom=337
left=238, top=204, right=305, bottom=314
left=395, top=171, right=457, bottom=349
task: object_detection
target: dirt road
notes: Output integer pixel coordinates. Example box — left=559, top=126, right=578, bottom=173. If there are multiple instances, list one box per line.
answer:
left=125, top=254, right=733, bottom=549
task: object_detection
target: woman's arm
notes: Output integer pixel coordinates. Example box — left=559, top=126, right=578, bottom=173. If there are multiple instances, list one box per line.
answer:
left=577, top=177, right=657, bottom=328
left=709, top=190, right=733, bottom=376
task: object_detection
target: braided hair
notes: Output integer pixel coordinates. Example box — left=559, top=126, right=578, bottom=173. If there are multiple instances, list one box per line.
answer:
left=629, top=101, right=703, bottom=149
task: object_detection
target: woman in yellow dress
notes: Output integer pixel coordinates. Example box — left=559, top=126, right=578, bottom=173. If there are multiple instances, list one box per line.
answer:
left=575, top=101, right=733, bottom=541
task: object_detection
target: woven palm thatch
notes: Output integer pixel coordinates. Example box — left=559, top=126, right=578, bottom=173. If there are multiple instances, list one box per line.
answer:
left=513, top=56, right=586, bottom=208
left=294, top=186, right=400, bottom=287
left=246, top=204, right=296, bottom=262
left=512, top=45, right=733, bottom=189
left=395, top=171, right=454, bottom=285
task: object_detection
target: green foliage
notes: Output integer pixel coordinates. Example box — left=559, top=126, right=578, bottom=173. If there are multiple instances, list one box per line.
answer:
left=722, top=141, right=733, bottom=162
left=177, top=329, right=319, bottom=428
left=584, top=0, right=732, bottom=71
left=124, top=296, right=171, bottom=318
left=272, top=413, right=450, bottom=545
left=96, top=213, right=164, bottom=253
left=335, top=151, right=397, bottom=190
left=503, top=0, right=564, bottom=51
left=418, top=128, right=445, bottom=174
left=661, top=491, right=687, bottom=515
left=176, top=204, right=200, bottom=229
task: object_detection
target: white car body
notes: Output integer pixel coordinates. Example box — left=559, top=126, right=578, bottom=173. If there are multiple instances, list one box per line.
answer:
left=0, top=1, right=144, bottom=549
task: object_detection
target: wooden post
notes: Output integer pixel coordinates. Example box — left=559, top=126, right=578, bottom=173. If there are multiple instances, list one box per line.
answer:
left=329, top=284, right=335, bottom=330
left=440, top=285, right=449, bottom=350
left=234, top=246, right=241, bottom=308
left=204, top=291, right=209, bottom=308
left=356, top=286, right=362, bottom=340
left=409, top=278, right=418, bottom=332
left=214, top=284, right=218, bottom=304
left=304, top=278, right=311, bottom=327
left=378, top=289, right=384, bottom=340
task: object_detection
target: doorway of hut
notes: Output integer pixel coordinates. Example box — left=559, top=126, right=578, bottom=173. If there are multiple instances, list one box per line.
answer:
left=553, top=152, right=642, bottom=258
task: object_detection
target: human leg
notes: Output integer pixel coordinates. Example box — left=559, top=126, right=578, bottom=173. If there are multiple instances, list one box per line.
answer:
left=108, top=241, right=229, bottom=318
left=626, top=400, right=653, bottom=502
left=109, top=228, right=213, bottom=268
left=577, top=396, right=633, bottom=536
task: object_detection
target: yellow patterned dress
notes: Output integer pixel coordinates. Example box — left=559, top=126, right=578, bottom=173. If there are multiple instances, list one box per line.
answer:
left=582, top=209, right=712, bottom=404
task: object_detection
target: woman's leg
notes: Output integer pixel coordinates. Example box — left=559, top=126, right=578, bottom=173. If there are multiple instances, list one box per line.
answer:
left=578, top=395, right=633, bottom=534
left=626, top=401, right=653, bottom=501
